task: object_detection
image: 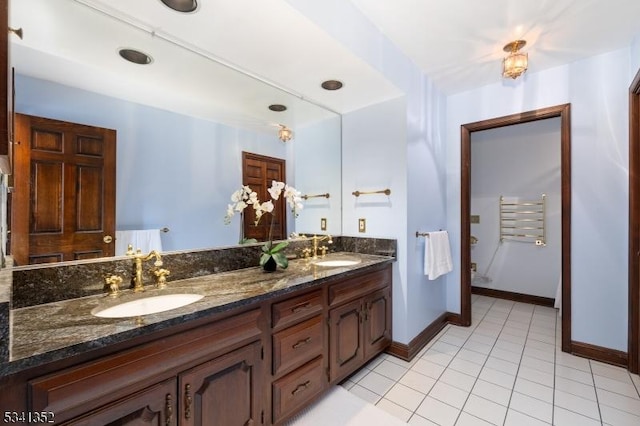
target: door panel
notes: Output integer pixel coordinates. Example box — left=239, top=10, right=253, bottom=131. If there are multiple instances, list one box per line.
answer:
left=13, top=114, right=116, bottom=265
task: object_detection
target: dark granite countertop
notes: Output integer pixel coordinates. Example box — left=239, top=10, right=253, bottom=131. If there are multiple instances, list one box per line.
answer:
left=2, top=252, right=393, bottom=377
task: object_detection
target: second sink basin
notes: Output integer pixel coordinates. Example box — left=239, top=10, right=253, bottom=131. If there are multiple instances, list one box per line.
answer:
left=92, top=293, right=204, bottom=318
left=313, top=258, right=361, bottom=267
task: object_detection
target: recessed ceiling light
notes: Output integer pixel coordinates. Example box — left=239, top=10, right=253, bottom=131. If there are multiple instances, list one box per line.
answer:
left=119, top=48, right=153, bottom=65
left=321, top=80, right=343, bottom=91
left=268, top=104, right=287, bottom=112
left=159, top=0, right=198, bottom=13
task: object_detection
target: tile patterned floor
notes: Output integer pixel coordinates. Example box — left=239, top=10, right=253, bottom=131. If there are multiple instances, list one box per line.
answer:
left=340, top=295, right=640, bottom=425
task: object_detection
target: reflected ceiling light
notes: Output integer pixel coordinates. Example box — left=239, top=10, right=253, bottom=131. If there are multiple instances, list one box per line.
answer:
left=321, top=80, right=343, bottom=90
left=269, top=104, right=287, bottom=112
left=278, top=125, right=293, bottom=142
left=502, top=40, right=528, bottom=79
left=119, top=48, right=153, bottom=65
left=159, top=0, right=198, bottom=13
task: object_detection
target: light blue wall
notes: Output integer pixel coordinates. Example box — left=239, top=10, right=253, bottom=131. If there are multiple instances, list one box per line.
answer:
left=288, top=0, right=448, bottom=344
left=15, top=74, right=288, bottom=252
left=447, top=48, right=630, bottom=351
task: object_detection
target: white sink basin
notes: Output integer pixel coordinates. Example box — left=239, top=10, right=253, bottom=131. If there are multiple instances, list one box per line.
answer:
left=313, top=259, right=361, bottom=267
left=92, top=293, right=204, bottom=318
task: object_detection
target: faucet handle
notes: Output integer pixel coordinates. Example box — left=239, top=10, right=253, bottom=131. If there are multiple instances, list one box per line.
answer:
left=105, top=275, right=123, bottom=297
left=320, top=246, right=328, bottom=257
left=302, top=248, right=312, bottom=259
left=154, top=268, right=171, bottom=289
left=126, top=244, right=135, bottom=256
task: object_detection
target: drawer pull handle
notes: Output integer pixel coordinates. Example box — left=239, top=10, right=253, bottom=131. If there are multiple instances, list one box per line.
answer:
left=184, top=383, right=192, bottom=419
left=292, top=337, right=312, bottom=349
left=291, top=380, right=311, bottom=395
left=165, top=394, right=173, bottom=425
left=291, top=302, right=311, bottom=313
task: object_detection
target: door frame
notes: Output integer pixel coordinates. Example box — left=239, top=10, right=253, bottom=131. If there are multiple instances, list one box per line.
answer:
left=460, top=104, right=572, bottom=352
left=629, top=68, right=640, bottom=373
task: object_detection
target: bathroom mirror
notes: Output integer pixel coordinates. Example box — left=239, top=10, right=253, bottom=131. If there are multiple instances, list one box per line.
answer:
left=9, top=0, right=342, bottom=265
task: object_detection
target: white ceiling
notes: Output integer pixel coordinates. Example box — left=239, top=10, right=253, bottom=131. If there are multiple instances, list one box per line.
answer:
left=9, top=0, right=640, bottom=128
left=348, top=0, right=640, bottom=94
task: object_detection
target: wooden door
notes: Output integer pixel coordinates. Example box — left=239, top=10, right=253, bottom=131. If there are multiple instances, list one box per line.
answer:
left=178, top=341, right=263, bottom=426
left=329, top=299, right=363, bottom=382
left=65, top=379, right=177, bottom=426
left=363, top=288, right=392, bottom=359
left=12, top=114, right=116, bottom=265
left=242, top=151, right=285, bottom=242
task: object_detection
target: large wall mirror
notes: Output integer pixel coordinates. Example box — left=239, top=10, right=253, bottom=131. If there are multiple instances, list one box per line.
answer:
left=9, top=0, right=342, bottom=266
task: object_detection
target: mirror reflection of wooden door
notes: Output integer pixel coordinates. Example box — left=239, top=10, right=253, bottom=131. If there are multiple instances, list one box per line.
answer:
left=241, top=152, right=285, bottom=242
left=12, top=114, right=116, bottom=265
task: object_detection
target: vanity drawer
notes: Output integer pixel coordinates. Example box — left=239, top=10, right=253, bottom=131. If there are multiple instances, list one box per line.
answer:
left=272, top=356, right=325, bottom=423
left=272, top=289, right=322, bottom=329
left=328, top=267, right=391, bottom=307
left=273, top=315, right=323, bottom=375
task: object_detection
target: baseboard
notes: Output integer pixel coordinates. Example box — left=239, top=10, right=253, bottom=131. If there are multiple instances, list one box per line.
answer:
left=571, top=341, right=628, bottom=368
left=471, top=286, right=555, bottom=307
left=386, top=312, right=452, bottom=362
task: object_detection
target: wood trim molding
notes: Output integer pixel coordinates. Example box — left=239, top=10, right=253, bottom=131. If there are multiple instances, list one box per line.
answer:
left=460, top=104, right=572, bottom=353
left=471, top=286, right=555, bottom=308
left=387, top=312, right=450, bottom=361
left=572, top=341, right=628, bottom=369
left=629, top=67, right=640, bottom=374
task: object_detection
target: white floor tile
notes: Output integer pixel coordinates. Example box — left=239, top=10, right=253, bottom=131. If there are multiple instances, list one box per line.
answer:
left=463, top=394, right=507, bottom=425
left=373, top=359, right=409, bottom=381
left=348, top=383, right=381, bottom=404
left=485, top=356, right=519, bottom=376
left=399, top=369, right=437, bottom=394
left=518, top=365, right=554, bottom=388
left=508, top=392, right=553, bottom=423
left=504, top=409, right=550, bottom=426
left=455, top=348, right=489, bottom=365
left=429, top=381, right=470, bottom=409
left=408, top=413, right=439, bottom=425
left=421, top=348, right=455, bottom=366
left=463, top=340, right=493, bottom=356
left=430, top=340, right=461, bottom=355
left=468, top=332, right=497, bottom=346
left=358, top=370, right=396, bottom=395
left=596, top=387, right=640, bottom=416
left=415, top=396, right=460, bottom=426
left=385, top=382, right=426, bottom=412
left=494, top=339, right=524, bottom=355
left=449, top=356, right=483, bottom=377
left=520, top=355, right=555, bottom=375
left=555, top=351, right=591, bottom=372
left=594, top=373, right=640, bottom=399
left=479, top=366, right=516, bottom=390
left=554, top=389, right=601, bottom=421
left=599, top=404, right=640, bottom=426
left=552, top=406, right=602, bottom=426
left=471, top=379, right=512, bottom=406
left=411, top=358, right=447, bottom=380
left=439, top=333, right=468, bottom=347
left=513, top=377, right=554, bottom=404
left=554, top=375, right=597, bottom=401
left=555, top=364, right=594, bottom=385
left=455, top=412, right=494, bottom=426
left=376, top=397, right=414, bottom=422
left=439, top=368, right=477, bottom=392
left=490, top=347, right=522, bottom=364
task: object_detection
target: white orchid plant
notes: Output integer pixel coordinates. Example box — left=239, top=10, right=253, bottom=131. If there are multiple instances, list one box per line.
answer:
left=225, top=181, right=303, bottom=269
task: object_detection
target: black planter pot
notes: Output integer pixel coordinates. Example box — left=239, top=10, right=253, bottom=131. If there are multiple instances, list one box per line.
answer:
left=263, top=256, right=277, bottom=272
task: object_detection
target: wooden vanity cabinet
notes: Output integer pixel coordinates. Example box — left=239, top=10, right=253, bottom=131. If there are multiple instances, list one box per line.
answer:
left=328, top=267, right=392, bottom=382
left=28, top=309, right=264, bottom=425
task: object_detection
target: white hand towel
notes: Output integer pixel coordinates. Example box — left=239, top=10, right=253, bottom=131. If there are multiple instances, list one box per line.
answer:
left=424, top=230, right=453, bottom=280
left=115, top=229, right=163, bottom=255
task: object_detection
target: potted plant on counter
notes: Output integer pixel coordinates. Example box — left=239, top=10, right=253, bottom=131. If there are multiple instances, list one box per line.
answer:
left=224, top=181, right=303, bottom=271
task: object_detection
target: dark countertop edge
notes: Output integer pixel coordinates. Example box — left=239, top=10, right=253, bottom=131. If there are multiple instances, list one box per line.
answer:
left=0, top=256, right=394, bottom=378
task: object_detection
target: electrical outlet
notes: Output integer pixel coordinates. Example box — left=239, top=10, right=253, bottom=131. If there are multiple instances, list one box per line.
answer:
left=358, top=218, right=366, bottom=233
left=470, top=215, right=480, bottom=224
left=471, top=262, right=477, bottom=272
left=320, top=218, right=327, bottom=231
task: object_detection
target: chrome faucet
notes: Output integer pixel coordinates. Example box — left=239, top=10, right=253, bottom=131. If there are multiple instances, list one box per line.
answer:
left=126, top=244, right=164, bottom=292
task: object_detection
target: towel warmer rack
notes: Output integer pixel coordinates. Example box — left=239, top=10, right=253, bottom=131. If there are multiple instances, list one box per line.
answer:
left=499, top=194, right=546, bottom=245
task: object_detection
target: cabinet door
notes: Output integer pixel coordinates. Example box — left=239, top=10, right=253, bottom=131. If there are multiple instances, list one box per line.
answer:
left=363, top=287, right=392, bottom=359
left=178, top=341, right=263, bottom=426
left=329, top=299, right=363, bottom=382
left=65, top=379, right=176, bottom=426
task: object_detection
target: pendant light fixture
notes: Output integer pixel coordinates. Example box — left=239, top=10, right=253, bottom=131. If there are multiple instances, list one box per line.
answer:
left=502, top=40, right=528, bottom=79
left=278, top=125, right=293, bottom=142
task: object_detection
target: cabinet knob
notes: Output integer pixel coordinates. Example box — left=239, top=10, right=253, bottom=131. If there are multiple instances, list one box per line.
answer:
left=103, top=235, right=113, bottom=244
left=291, top=380, right=311, bottom=396
left=184, top=383, right=192, bottom=419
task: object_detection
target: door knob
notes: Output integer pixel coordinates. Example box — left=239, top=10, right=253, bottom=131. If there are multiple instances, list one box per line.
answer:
left=103, top=235, right=113, bottom=244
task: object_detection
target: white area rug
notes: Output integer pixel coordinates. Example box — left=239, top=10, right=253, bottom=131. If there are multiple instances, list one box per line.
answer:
left=285, top=386, right=408, bottom=425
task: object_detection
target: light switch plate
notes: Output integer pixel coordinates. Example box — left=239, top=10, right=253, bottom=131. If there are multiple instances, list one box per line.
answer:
left=358, top=218, right=366, bottom=233
left=470, top=215, right=480, bottom=224
left=320, top=218, right=327, bottom=231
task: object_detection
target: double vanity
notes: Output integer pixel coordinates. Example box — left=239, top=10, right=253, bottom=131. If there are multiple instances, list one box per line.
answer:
left=0, top=246, right=394, bottom=425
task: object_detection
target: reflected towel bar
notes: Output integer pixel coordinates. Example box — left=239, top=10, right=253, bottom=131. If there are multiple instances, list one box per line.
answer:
left=301, top=193, right=330, bottom=200
left=352, top=188, right=391, bottom=197
left=161, top=227, right=170, bottom=233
